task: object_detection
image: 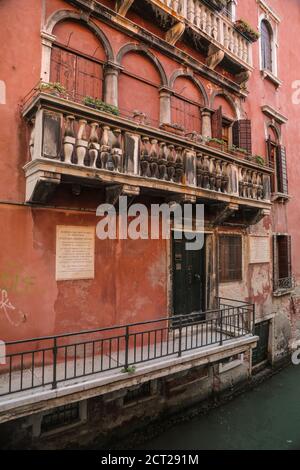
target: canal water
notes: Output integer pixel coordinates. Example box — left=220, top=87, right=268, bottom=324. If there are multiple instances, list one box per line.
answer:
left=141, top=366, right=300, bottom=450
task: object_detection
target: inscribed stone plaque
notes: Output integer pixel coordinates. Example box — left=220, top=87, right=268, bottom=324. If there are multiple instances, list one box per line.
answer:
left=56, top=226, right=95, bottom=281
left=249, top=236, right=270, bottom=264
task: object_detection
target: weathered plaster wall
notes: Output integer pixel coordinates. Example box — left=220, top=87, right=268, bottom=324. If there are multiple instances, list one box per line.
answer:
left=0, top=0, right=299, bottom=360
left=0, top=204, right=167, bottom=341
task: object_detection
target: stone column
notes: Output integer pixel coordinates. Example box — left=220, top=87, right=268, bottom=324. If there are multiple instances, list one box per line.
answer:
left=103, top=63, right=122, bottom=108
left=201, top=107, right=213, bottom=139
left=159, top=87, right=172, bottom=125
left=40, top=31, right=56, bottom=83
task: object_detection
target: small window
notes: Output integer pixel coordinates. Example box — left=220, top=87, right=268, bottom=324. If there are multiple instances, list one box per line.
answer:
left=219, top=235, right=242, bottom=282
left=41, top=403, right=80, bottom=434
left=273, top=235, right=293, bottom=291
left=124, top=382, right=151, bottom=405
left=261, top=20, right=273, bottom=72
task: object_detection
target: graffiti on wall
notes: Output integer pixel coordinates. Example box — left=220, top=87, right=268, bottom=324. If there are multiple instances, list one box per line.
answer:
left=0, top=262, right=33, bottom=326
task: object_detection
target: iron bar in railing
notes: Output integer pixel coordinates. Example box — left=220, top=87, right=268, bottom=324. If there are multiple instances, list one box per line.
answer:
left=0, top=299, right=254, bottom=397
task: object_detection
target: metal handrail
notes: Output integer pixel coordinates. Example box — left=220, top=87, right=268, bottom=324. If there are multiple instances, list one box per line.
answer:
left=0, top=298, right=255, bottom=397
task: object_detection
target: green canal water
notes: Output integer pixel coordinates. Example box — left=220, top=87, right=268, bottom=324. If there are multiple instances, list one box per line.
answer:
left=141, top=366, right=300, bottom=450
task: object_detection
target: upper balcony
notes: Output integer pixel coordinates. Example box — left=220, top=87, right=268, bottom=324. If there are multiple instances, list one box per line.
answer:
left=22, top=89, right=272, bottom=225
left=115, top=0, right=253, bottom=80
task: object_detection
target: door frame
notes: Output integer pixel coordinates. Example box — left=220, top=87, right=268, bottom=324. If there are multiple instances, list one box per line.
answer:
left=169, top=229, right=209, bottom=318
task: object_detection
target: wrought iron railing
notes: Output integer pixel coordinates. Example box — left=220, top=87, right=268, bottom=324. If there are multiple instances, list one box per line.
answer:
left=0, top=298, right=255, bottom=397
left=274, top=276, right=295, bottom=291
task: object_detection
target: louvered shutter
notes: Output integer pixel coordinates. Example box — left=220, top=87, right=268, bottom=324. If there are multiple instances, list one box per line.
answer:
left=76, top=56, right=103, bottom=102
left=287, top=235, right=292, bottom=279
left=266, top=138, right=273, bottom=168
left=211, top=106, right=222, bottom=139
left=232, top=120, right=252, bottom=154
left=273, top=235, right=278, bottom=290
left=276, top=145, right=288, bottom=194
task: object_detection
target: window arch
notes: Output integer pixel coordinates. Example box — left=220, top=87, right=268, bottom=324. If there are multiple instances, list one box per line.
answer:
left=50, top=20, right=106, bottom=102
left=118, top=50, right=163, bottom=127
left=170, top=76, right=205, bottom=134
left=261, top=20, right=273, bottom=72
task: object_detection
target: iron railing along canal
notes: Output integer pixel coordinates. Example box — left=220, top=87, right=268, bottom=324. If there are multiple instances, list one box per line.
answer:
left=0, top=298, right=255, bottom=397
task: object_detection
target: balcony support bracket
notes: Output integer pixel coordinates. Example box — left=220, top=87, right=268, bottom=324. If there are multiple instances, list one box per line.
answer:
left=165, top=21, right=186, bottom=46
left=212, top=203, right=239, bottom=227
left=25, top=169, right=61, bottom=203
left=166, top=194, right=197, bottom=205
left=115, top=0, right=135, bottom=17
left=235, top=70, right=251, bottom=87
left=106, top=184, right=140, bottom=207
left=247, top=208, right=270, bottom=226
left=206, top=45, right=225, bottom=70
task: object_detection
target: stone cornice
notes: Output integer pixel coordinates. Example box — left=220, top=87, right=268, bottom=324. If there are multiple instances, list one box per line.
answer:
left=261, top=105, right=288, bottom=124
left=256, top=0, right=281, bottom=23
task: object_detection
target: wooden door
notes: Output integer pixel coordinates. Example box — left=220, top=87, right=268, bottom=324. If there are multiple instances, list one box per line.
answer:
left=172, top=233, right=205, bottom=317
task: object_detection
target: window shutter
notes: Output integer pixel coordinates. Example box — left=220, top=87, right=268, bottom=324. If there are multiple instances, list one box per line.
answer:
left=212, top=106, right=222, bottom=139
left=232, top=120, right=252, bottom=154
left=266, top=138, right=273, bottom=168
left=276, top=145, right=288, bottom=194
left=287, top=235, right=292, bottom=279
left=273, top=235, right=278, bottom=290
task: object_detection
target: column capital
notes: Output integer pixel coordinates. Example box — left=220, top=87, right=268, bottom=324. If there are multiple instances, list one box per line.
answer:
left=159, top=86, right=172, bottom=95
left=41, top=30, right=56, bottom=47
left=104, top=62, right=124, bottom=75
left=201, top=107, right=214, bottom=116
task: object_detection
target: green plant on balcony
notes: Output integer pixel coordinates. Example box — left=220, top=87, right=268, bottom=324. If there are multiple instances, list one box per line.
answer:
left=160, top=122, right=185, bottom=136
left=83, top=96, right=119, bottom=116
left=230, top=145, right=248, bottom=156
left=121, top=365, right=136, bottom=374
left=254, top=155, right=265, bottom=166
left=207, top=138, right=226, bottom=149
left=234, top=19, right=260, bottom=42
left=38, top=82, right=66, bottom=96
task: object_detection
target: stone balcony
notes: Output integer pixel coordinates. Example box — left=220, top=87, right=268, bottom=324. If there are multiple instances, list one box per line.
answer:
left=23, top=92, right=272, bottom=224
left=117, top=0, right=253, bottom=80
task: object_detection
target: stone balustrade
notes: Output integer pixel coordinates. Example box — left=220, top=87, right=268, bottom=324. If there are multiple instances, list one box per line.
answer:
left=161, top=0, right=252, bottom=67
left=26, top=98, right=270, bottom=204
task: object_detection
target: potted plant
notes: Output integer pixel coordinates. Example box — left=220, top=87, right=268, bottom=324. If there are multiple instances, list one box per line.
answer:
left=38, top=82, right=66, bottom=97
left=207, top=138, right=226, bottom=150
left=160, top=122, right=185, bottom=136
left=230, top=145, right=249, bottom=157
left=235, top=19, right=260, bottom=42
left=83, top=96, right=119, bottom=116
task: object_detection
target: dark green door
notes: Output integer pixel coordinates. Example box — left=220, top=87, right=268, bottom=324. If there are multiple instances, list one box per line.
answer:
left=252, top=321, right=270, bottom=366
left=172, top=233, right=204, bottom=317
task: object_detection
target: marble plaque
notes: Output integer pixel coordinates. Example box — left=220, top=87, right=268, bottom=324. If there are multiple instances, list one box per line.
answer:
left=249, top=236, right=270, bottom=264
left=56, top=226, right=95, bottom=281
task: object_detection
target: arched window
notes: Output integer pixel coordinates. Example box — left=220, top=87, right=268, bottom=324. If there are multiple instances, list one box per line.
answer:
left=171, top=77, right=204, bottom=134
left=261, top=20, right=273, bottom=72
left=118, top=51, right=161, bottom=127
left=50, top=21, right=106, bottom=102
left=266, top=125, right=286, bottom=193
